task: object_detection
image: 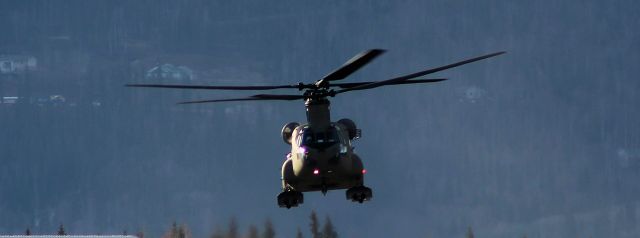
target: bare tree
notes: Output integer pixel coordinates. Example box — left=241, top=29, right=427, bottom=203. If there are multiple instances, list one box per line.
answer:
left=162, top=222, right=179, bottom=238
left=246, top=225, right=259, bottom=238
left=210, top=225, right=224, bottom=238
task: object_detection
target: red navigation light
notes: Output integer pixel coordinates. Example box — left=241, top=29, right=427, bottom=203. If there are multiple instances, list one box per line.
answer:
left=313, top=169, right=320, bottom=175
left=362, top=169, right=367, bottom=174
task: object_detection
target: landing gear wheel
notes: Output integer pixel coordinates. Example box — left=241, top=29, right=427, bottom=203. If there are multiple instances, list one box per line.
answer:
left=346, top=186, right=372, bottom=203
left=277, top=190, right=304, bottom=209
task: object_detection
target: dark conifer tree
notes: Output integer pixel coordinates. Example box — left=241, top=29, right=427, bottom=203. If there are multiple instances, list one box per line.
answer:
left=25, top=228, right=31, bottom=236
left=309, top=211, right=319, bottom=238
left=321, top=216, right=337, bottom=238
left=57, top=224, right=66, bottom=235
left=163, top=222, right=191, bottom=238
left=295, top=227, right=304, bottom=238
left=227, top=218, right=238, bottom=238
left=262, top=219, right=275, bottom=238
left=180, top=224, right=192, bottom=238
left=466, top=227, right=474, bottom=238
left=178, top=226, right=186, bottom=238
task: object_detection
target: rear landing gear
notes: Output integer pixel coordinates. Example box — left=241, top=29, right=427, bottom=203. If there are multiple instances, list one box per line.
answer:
left=277, top=190, right=304, bottom=209
left=346, top=186, right=372, bottom=203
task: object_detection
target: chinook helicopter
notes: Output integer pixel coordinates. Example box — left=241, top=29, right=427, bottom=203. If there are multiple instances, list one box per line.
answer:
left=127, top=49, right=504, bottom=208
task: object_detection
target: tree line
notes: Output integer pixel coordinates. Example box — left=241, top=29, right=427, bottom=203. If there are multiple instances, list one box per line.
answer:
left=23, top=215, right=534, bottom=238
left=21, top=210, right=338, bottom=238
left=163, top=210, right=338, bottom=238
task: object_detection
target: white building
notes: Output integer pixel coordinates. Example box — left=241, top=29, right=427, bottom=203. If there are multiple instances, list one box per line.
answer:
left=0, top=55, right=37, bottom=74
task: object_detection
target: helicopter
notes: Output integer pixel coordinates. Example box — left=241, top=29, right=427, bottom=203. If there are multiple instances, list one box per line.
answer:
left=127, top=49, right=505, bottom=208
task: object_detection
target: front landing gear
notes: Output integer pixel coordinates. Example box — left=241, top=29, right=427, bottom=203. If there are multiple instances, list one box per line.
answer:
left=277, top=190, right=304, bottom=209
left=346, top=186, right=373, bottom=203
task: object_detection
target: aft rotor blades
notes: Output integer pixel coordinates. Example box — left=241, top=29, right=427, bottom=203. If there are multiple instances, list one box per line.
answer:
left=316, top=49, right=386, bottom=87
left=126, top=50, right=505, bottom=104
left=333, top=51, right=505, bottom=94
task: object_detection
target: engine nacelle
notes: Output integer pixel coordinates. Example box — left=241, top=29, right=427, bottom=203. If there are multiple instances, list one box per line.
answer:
left=337, top=118, right=359, bottom=140
left=281, top=122, right=300, bottom=144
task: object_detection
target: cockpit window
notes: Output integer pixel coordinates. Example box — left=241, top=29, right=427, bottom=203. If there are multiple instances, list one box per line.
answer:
left=298, top=126, right=341, bottom=149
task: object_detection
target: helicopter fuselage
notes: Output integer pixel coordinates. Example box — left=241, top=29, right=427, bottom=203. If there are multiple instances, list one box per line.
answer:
left=281, top=123, right=364, bottom=192
left=280, top=97, right=365, bottom=193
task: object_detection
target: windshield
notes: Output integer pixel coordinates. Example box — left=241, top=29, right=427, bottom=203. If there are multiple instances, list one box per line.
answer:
left=299, top=126, right=340, bottom=149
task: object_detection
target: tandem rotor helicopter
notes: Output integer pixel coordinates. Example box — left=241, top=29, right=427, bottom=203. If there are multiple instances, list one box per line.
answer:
left=127, top=49, right=504, bottom=208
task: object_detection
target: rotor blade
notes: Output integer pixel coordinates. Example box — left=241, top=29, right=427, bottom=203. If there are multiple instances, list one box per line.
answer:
left=336, top=51, right=505, bottom=94
left=178, top=97, right=276, bottom=104
left=177, top=94, right=305, bottom=104
left=330, top=78, right=447, bottom=89
left=251, top=94, right=306, bottom=100
left=322, top=49, right=386, bottom=81
left=126, top=83, right=302, bottom=90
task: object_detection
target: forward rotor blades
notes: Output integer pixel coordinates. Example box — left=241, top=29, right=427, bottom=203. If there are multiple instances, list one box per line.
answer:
left=126, top=77, right=447, bottom=91
left=336, top=51, right=505, bottom=94
left=332, top=78, right=447, bottom=89
left=178, top=94, right=305, bottom=104
left=321, top=49, right=386, bottom=82
left=126, top=83, right=302, bottom=90
left=175, top=78, right=448, bottom=104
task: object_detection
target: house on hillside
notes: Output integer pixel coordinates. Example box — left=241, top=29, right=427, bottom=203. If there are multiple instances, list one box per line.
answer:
left=0, top=55, right=37, bottom=74
left=145, top=63, right=194, bottom=81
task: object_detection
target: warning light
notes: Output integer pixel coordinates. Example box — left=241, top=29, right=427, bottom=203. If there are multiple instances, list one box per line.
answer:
left=362, top=169, right=367, bottom=174
left=313, top=169, right=320, bottom=175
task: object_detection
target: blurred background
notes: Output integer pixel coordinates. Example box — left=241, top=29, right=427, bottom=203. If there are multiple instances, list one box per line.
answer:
left=1, top=1, right=639, bottom=237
